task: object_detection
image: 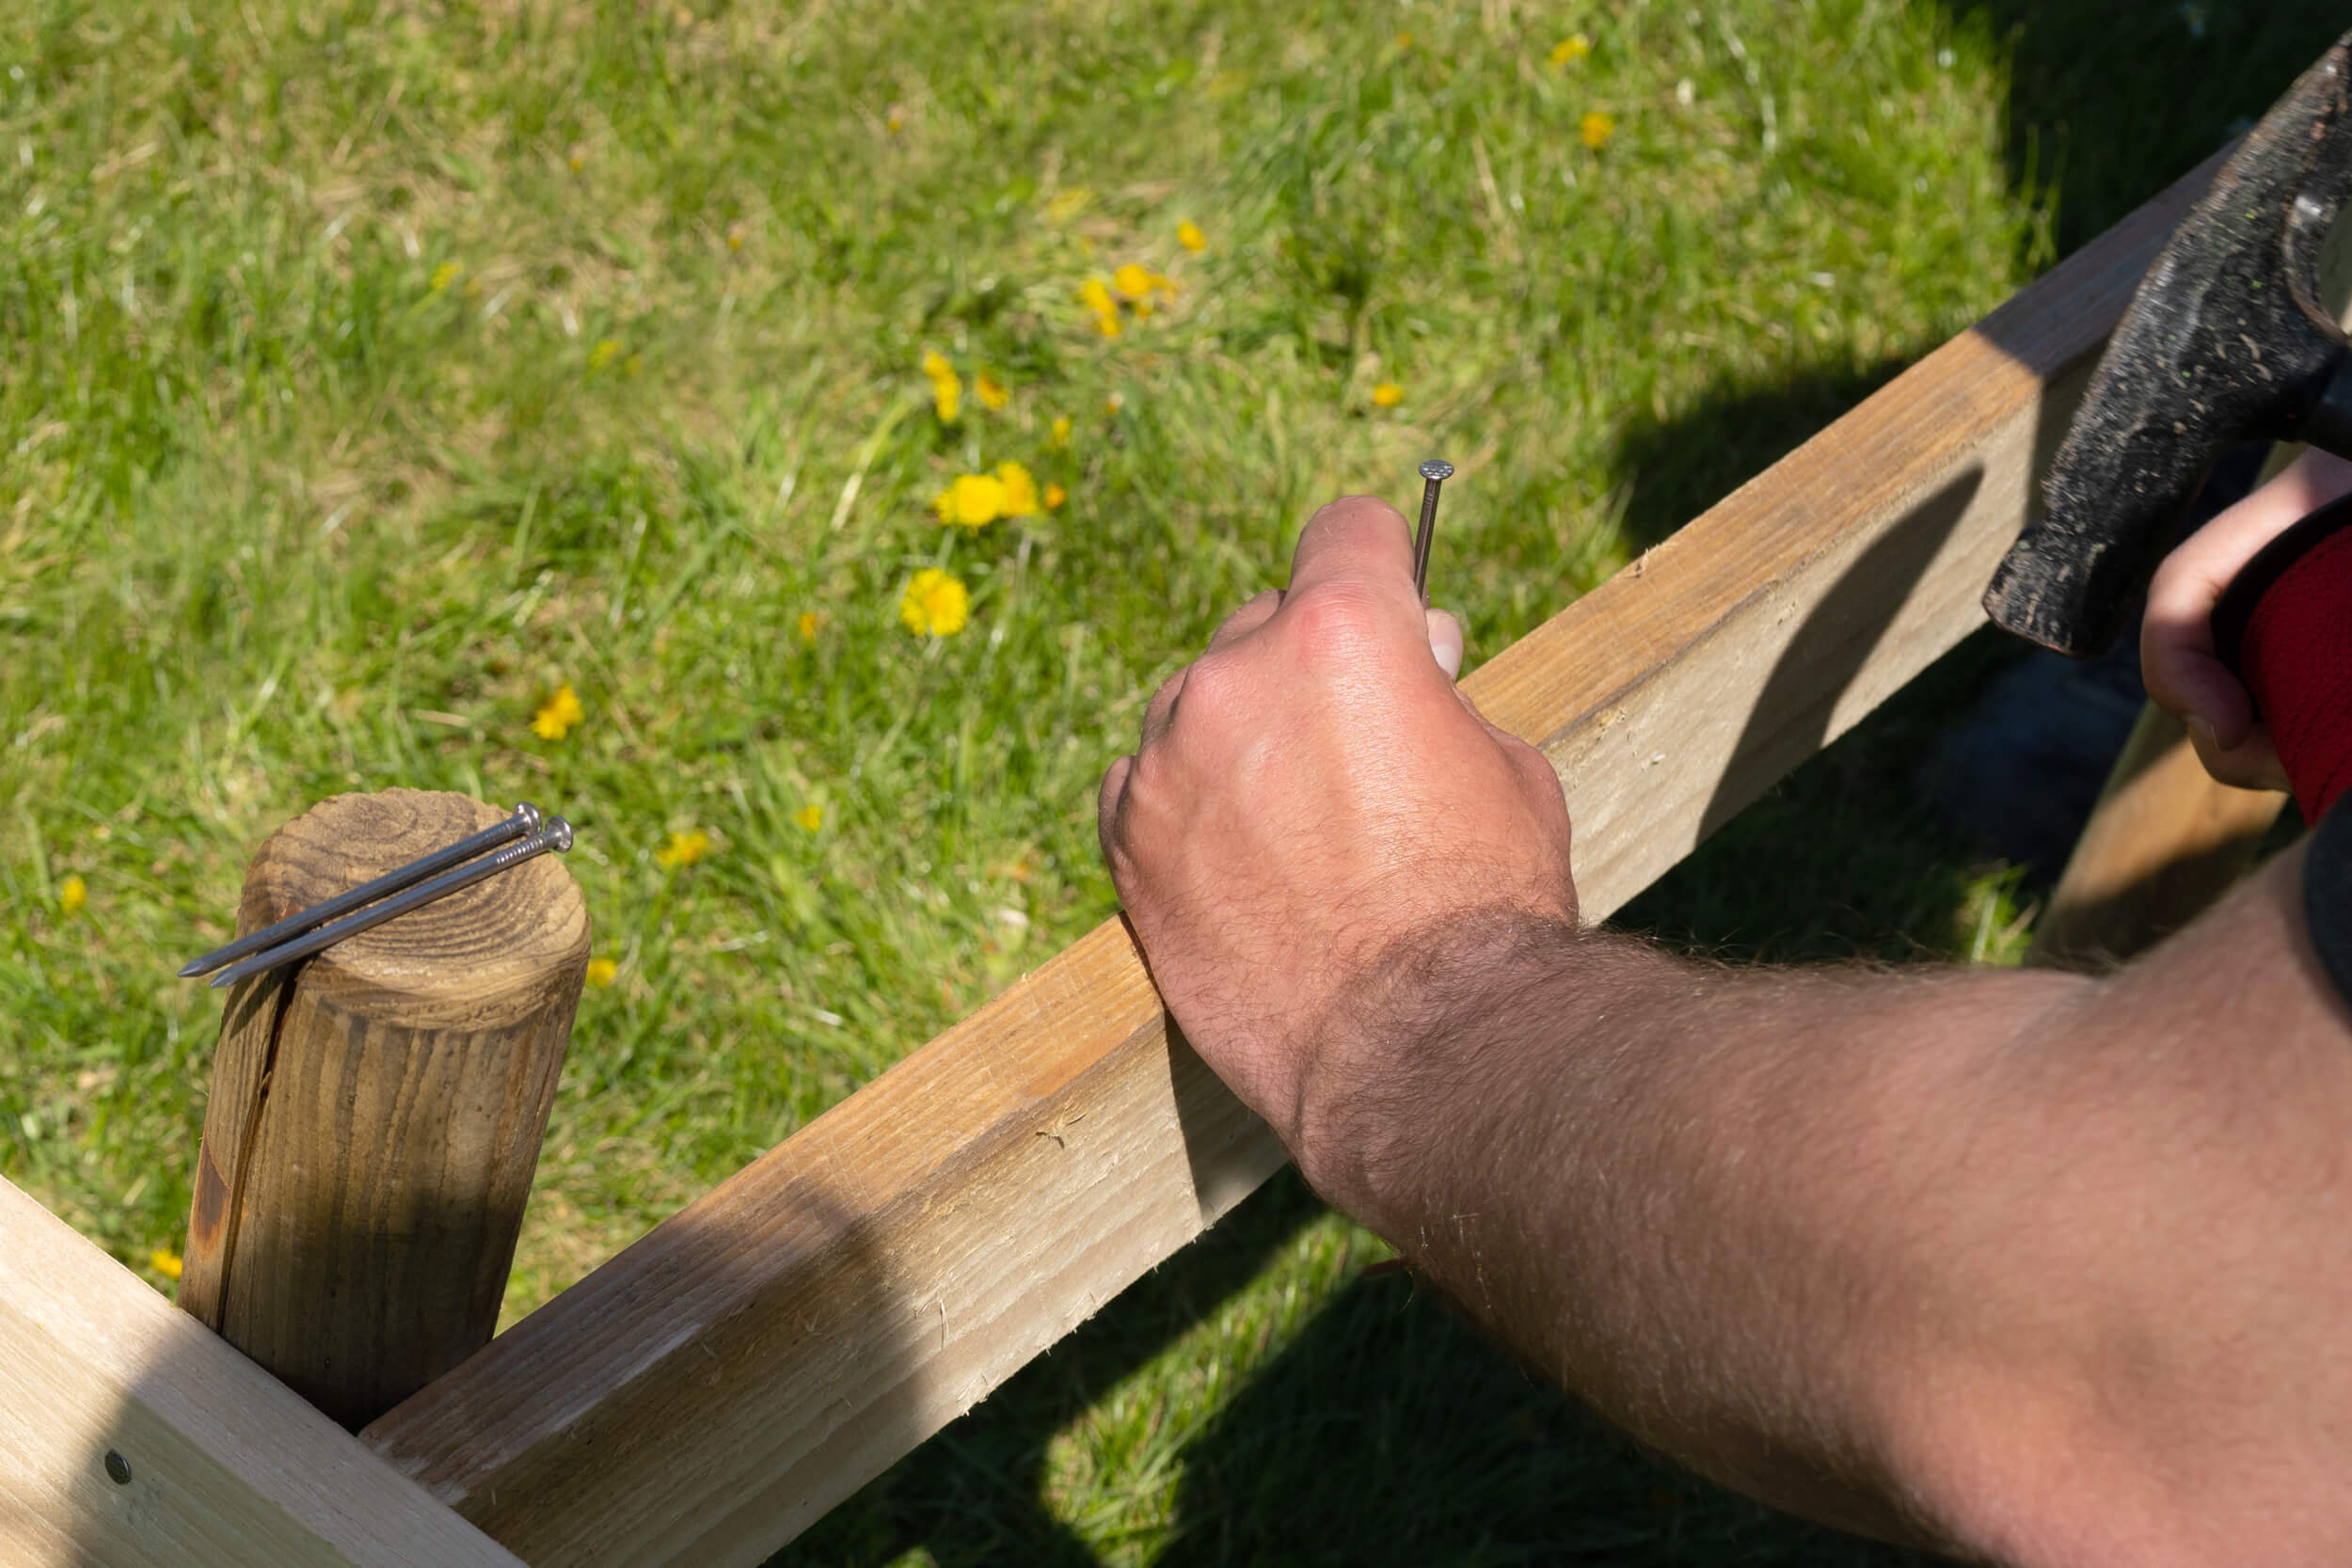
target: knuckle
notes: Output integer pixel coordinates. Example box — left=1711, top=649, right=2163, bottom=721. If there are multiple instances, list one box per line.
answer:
left=1170, top=650, right=1248, bottom=715
left=1235, top=588, right=1281, bottom=619
left=1282, top=583, right=1391, bottom=656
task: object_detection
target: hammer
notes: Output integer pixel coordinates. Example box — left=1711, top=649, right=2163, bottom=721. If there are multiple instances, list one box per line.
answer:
left=1985, top=28, right=2352, bottom=820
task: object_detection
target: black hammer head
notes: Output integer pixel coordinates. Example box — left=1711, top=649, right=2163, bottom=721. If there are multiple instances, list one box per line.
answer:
left=1983, top=29, right=2352, bottom=657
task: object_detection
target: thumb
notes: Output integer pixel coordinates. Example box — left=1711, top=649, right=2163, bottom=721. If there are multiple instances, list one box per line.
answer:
left=1426, top=608, right=1464, bottom=680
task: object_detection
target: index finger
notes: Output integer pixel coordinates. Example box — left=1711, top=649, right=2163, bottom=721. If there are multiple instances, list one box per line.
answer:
left=1283, top=495, right=1420, bottom=609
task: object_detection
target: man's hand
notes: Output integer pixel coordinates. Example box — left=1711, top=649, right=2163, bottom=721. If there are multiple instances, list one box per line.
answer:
left=1095, top=495, right=1575, bottom=1196
left=2143, top=450, right=2352, bottom=790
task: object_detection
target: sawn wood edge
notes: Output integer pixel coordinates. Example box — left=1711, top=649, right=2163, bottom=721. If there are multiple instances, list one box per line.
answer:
left=0, top=1176, right=524, bottom=1568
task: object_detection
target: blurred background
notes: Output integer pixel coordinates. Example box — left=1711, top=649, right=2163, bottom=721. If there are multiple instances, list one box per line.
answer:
left=2, top=2, right=2344, bottom=1562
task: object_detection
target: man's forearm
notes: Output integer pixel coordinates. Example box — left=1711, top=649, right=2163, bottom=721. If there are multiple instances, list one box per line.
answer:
left=1298, top=911, right=2084, bottom=1544
left=1295, top=854, right=2352, bottom=1562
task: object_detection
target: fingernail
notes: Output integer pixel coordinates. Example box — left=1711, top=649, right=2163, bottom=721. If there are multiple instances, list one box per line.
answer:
left=2188, top=715, right=2220, bottom=752
left=1426, top=612, right=1464, bottom=679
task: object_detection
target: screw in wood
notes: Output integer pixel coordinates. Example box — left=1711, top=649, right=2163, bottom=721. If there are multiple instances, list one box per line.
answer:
left=181, top=801, right=544, bottom=979
left=1412, top=459, right=1454, bottom=601
left=206, top=816, right=575, bottom=990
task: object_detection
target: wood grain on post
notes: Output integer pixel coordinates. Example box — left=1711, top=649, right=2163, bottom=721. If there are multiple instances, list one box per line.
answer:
left=181, top=789, right=589, bottom=1432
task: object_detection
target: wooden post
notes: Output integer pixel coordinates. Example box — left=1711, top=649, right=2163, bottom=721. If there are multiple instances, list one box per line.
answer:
left=181, top=789, right=589, bottom=1432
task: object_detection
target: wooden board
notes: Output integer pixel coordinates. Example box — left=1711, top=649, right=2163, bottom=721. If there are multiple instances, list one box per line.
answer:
left=359, top=151, right=2228, bottom=1568
left=0, top=1176, right=523, bottom=1568
left=2027, top=702, right=2286, bottom=968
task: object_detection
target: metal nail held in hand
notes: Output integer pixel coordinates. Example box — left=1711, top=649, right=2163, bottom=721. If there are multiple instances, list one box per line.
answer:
left=1412, top=459, right=1453, bottom=601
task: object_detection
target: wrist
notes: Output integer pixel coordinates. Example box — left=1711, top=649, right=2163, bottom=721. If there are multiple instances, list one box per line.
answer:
left=1286, top=909, right=1588, bottom=1229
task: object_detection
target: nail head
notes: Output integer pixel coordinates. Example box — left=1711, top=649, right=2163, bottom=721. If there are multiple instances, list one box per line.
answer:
left=1419, top=459, right=1454, bottom=483
left=104, top=1449, right=132, bottom=1485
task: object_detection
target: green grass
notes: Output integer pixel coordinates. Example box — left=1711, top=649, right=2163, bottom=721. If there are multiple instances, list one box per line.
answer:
left=2, top=1, right=2341, bottom=1562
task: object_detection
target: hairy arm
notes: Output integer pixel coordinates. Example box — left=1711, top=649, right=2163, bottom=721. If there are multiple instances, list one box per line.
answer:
left=1099, top=497, right=2352, bottom=1565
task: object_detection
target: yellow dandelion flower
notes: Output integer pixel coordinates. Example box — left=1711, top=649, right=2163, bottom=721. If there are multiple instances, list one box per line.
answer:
left=59, top=874, right=86, bottom=915
left=585, top=958, right=619, bottom=988
left=1549, top=34, right=1591, bottom=67
left=1372, top=381, right=1405, bottom=408
left=655, top=829, right=712, bottom=869
left=1178, top=219, right=1207, bottom=253
left=1051, top=414, right=1073, bottom=448
left=922, top=349, right=961, bottom=421
left=795, top=803, right=824, bottom=832
left=726, top=220, right=747, bottom=251
left=1104, top=390, right=1125, bottom=416
left=430, top=261, right=464, bottom=293
left=150, top=1248, right=183, bottom=1281
left=532, top=684, right=584, bottom=741
left=1581, top=111, right=1616, bottom=150
left=900, top=567, right=970, bottom=638
left=567, top=141, right=589, bottom=171
left=798, top=610, right=824, bottom=644
left=933, top=472, right=1008, bottom=531
left=976, top=373, right=1009, bottom=410
left=1395, top=30, right=1413, bottom=49
left=995, top=461, right=1040, bottom=518
left=885, top=105, right=906, bottom=134
left=1044, top=482, right=1067, bottom=510
left=1079, top=277, right=1122, bottom=338
left=1112, top=262, right=1175, bottom=301
left=588, top=339, right=623, bottom=371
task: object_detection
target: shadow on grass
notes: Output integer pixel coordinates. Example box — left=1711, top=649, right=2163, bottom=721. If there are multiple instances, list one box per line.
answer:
left=1965, top=1, right=2350, bottom=259
left=779, top=11, right=2352, bottom=1567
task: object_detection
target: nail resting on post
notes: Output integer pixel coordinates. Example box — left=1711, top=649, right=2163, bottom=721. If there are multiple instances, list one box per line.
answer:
left=179, top=801, right=546, bottom=979
left=202, top=815, right=576, bottom=989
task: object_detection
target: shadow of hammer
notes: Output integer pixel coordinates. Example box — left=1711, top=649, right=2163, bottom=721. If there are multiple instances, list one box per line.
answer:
left=1985, top=27, right=2352, bottom=660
